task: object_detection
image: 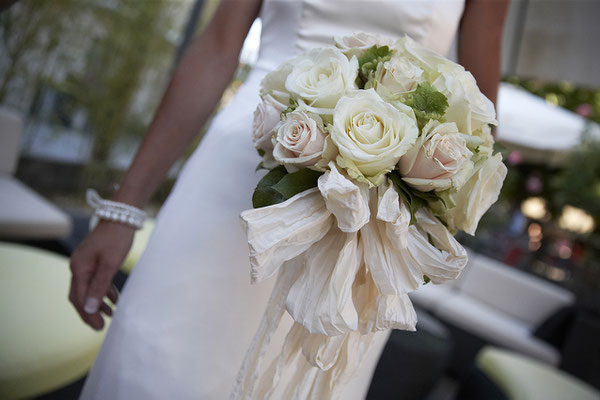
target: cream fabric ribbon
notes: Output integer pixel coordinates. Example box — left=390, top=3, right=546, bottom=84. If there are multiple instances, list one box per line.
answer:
left=232, top=162, right=468, bottom=399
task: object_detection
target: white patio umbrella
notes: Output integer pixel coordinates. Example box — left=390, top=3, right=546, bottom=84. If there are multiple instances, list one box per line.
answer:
left=496, top=83, right=600, bottom=166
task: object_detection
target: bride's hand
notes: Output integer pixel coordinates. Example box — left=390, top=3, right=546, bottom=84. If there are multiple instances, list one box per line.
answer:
left=69, top=220, right=135, bottom=330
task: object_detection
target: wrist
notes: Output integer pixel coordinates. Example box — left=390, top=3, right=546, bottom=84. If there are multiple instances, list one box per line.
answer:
left=111, top=185, right=146, bottom=208
left=87, top=189, right=147, bottom=230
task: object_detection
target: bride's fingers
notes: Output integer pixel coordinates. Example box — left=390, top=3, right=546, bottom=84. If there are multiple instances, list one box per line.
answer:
left=107, top=284, right=119, bottom=305
left=100, top=301, right=113, bottom=317
left=84, top=261, right=115, bottom=315
left=70, top=266, right=101, bottom=328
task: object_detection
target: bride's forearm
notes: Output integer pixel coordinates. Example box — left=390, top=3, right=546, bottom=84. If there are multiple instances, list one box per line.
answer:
left=112, top=40, right=238, bottom=207
left=112, top=0, right=261, bottom=207
left=458, top=0, right=510, bottom=107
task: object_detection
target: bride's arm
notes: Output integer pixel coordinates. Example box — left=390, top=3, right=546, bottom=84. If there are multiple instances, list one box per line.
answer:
left=458, top=0, right=510, bottom=106
left=70, top=0, right=262, bottom=330
left=115, top=0, right=262, bottom=207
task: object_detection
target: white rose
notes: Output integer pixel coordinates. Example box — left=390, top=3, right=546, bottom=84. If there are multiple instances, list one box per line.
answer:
left=331, top=89, right=418, bottom=186
left=471, top=124, right=495, bottom=156
left=285, top=48, right=358, bottom=112
left=393, top=35, right=463, bottom=81
left=260, top=62, right=293, bottom=104
left=334, top=32, right=392, bottom=59
left=252, top=94, right=287, bottom=152
left=433, top=66, right=497, bottom=134
left=440, top=152, right=507, bottom=235
left=399, top=120, right=474, bottom=192
left=367, top=56, right=424, bottom=100
left=273, top=110, right=327, bottom=171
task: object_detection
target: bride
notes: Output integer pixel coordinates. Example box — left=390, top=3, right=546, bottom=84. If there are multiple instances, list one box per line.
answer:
left=69, top=0, right=509, bottom=398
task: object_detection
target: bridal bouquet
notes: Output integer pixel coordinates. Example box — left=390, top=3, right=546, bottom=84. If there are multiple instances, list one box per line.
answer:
left=233, top=33, right=506, bottom=399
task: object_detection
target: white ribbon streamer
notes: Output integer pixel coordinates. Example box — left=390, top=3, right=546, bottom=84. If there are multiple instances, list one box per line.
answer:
left=234, top=164, right=468, bottom=399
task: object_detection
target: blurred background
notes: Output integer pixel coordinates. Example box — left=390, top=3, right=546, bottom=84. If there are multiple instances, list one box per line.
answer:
left=1, top=1, right=599, bottom=399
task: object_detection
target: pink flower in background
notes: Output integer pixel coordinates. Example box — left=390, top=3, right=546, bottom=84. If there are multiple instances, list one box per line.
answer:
left=507, top=151, right=522, bottom=166
left=526, top=174, right=543, bottom=194
left=575, top=103, right=593, bottom=118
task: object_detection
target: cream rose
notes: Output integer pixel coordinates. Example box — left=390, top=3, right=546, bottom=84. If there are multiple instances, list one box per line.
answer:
left=334, top=32, right=392, bottom=59
left=367, top=56, right=424, bottom=100
left=285, top=48, right=358, bottom=112
left=252, top=94, right=287, bottom=152
left=273, top=110, right=327, bottom=171
left=331, top=89, right=418, bottom=186
left=440, top=153, right=507, bottom=235
left=393, top=35, right=493, bottom=133
left=393, top=35, right=463, bottom=81
left=399, top=120, right=474, bottom=192
left=260, top=62, right=293, bottom=104
left=433, top=66, right=497, bottom=134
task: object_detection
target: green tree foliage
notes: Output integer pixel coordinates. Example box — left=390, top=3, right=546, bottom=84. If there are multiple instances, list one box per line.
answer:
left=1, top=0, right=182, bottom=192
left=552, top=126, right=600, bottom=231
left=0, top=0, right=78, bottom=103
left=70, top=1, right=179, bottom=186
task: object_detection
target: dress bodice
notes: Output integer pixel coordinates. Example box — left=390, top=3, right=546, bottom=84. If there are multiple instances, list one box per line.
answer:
left=255, top=0, right=465, bottom=72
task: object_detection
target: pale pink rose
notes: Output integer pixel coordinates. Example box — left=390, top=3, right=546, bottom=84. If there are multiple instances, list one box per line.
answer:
left=367, top=57, right=424, bottom=100
left=252, top=94, right=287, bottom=152
left=399, top=120, right=473, bottom=192
left=334, top=32, right=392, bottom=59
left=273, top=110, right=327, bottom=171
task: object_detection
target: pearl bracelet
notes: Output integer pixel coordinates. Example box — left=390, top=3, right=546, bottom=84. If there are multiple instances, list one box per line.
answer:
left=86, top=189, right=147, bottom=230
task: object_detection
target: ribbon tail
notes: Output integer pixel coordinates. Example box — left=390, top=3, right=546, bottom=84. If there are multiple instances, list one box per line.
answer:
left=230, top=259, right=301, bottom=400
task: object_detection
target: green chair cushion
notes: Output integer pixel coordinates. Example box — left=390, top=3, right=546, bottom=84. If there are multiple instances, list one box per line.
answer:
left=477, top=346, right=600, bottom=400
left=121, top=219, right=155, bottom=274
left=0, top=242, right=108, bottom=400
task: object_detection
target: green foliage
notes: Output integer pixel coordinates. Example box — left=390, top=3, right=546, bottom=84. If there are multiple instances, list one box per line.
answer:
left=356, top=45, right=393, bottom=88
left=252, top=166, right=323, bottom=208
left=551, top=127, right=600, bottom=230
left=281, top=98, right=299, bottom=117
left=403, top=82, right=449, bottom=129
left=1, top=0, right=180, bottom=192
left=504, top=75, right=600, bottom=125
left=0, top=0, right=79, bottom=103
left=388, top=170, right=440, bottom=225
left=272, top=168, right=323, bottom=199
left=252, top=166, right=288, bottom=208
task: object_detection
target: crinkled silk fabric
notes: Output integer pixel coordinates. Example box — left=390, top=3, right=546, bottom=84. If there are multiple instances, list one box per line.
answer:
left=234, top=165, right=467, bottom=398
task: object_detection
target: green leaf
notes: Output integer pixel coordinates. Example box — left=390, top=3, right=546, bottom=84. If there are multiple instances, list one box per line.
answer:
left=389, top=170, right=441, bottom=225
left=412, top=185, right=443, bottom=206
left=252, top=166, right=323, bottom=208
left=272, top=168, right=323, bottom=199
left=257, top=148, right=265, bottom=157
left=389, top=170, right=423, bottom=225
left=423, top=275, right=431, bottom=284
left=356, top=45, right=393, bottom=88
left=281, top=97, right=299, bottom=117
left=252, top=166, right=287, bottom=208
left=404, top=82, right=449, bottom=129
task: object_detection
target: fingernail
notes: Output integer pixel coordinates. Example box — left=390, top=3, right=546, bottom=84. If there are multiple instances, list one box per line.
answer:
left=84, top=298, right=100, bottom=314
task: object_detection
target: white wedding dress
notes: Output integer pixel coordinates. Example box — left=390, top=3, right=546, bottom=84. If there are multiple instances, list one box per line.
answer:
left=80, top=1, right=465, bottom=398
